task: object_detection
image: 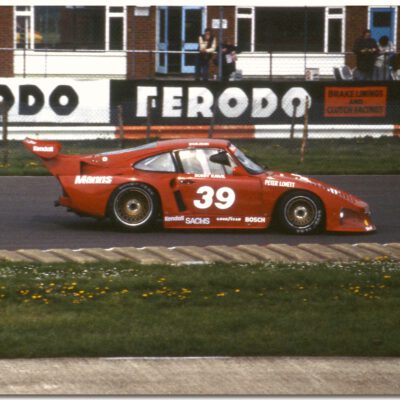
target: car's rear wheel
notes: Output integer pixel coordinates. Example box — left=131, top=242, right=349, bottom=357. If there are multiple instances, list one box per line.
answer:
left=277, top=190, right=324, bottom=234
left=109, top=183, right=159, bottom=231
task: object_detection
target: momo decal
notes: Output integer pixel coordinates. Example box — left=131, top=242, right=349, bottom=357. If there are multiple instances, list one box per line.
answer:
left=185, top=217, right=210, bottom=225
left=74, top=176, right=113, bottom=184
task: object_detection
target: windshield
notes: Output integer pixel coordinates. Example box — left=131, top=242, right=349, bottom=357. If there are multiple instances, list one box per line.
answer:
left=233, top=148, right=265, bottom=175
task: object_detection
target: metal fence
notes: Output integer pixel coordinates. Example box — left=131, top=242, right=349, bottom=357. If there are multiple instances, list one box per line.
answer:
left=1, top=47, right=399, bottom=81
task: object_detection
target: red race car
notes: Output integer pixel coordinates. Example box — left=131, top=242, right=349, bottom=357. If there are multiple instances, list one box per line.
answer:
left=24, top=137, right=375, bottom=234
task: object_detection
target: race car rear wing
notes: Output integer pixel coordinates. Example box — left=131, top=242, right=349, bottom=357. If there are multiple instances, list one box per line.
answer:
left=23, top=138, right=62, bottom=160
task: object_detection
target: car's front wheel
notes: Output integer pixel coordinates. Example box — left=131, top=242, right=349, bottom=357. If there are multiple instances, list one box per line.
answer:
left=109, top=183, right=160, bottom=231
left=277, top=190, right=324, bottom=234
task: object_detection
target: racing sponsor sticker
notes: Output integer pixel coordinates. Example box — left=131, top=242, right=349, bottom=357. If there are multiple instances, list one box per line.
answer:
left=33, top=145, right=54, bottom=152
left=216, top=216, right=242, bottom=222
left=245, top=216, right=266, bottom=223
left=189, top=142, right=210, bottom=147
left=185, top=217, right=211, bottom=225
left=164, top=215, right=185, bottom=222
left=194, top=174, right=225, bottom=179
left=74, top=175, right=113, bottom=184
left=265, top=179, right=295, bottom=188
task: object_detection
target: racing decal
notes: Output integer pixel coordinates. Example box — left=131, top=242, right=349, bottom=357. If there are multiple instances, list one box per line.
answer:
left=33, top=146, right=54, bottom=152
left=265, top=179, right=295, bottom=188
left=189, top=142, right=210, bottom=147
left=327, top=187, right=341, bottom=195
left=193, top=186, right=236, bottom=210
left=194, top=174, right=225, bottom=179
left=216, top=216, right=242, bottom=222
left=185, top=217, right=211, bottom=225
left=291, top=174, right=312, bottom=183
left=74, top=176, right=113, bottom=184
left=164, top=215, right=185, bottom=222
left=245, top=216, right=266, bottom=223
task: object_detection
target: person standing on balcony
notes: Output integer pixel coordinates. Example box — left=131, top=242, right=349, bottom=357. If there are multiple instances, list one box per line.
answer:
left=353, top=29, right=378, bottom=80
left=216, top=39, right=238, bottom=81
left=195, top=28, right=217, bottom=81
left=374, top=35, right=395, bottom=80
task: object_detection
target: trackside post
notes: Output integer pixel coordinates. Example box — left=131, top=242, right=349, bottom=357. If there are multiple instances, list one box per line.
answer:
left=117, top=104, right=125, bottom=149
left=300, top=96, right=309, bottom=163
left=1, top=101, right=9, bottom=166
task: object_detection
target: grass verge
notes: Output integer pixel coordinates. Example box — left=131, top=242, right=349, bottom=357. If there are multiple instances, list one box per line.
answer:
left=0, top=258, right=399, bottom=358
left=0, top=137, right=399, bottom=175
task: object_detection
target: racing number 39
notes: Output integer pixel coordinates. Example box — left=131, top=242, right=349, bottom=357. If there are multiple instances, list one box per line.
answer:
left=193, top=186, right=236, bottom=210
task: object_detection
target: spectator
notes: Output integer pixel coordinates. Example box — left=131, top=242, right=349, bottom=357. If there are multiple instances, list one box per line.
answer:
left=195, top=28, right=216, bottom=81
left=374, top=35, right=395, bottom=80
left=217, top=39, right=238, bottom=81
left=352, top=29, right=378, bottom=80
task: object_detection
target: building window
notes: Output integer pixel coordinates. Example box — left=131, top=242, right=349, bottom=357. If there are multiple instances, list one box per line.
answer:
left=325, top=7, right=344, bottom=52
left=14, top=6, right=126, bottom=51
left=15, top=7, right=33, bottom=49
left=106, top=6, right=125, bottom=51
left=235, top=6, right=343, bottom=53
left=255, top=7, right=325, bottom=52
left=236, top=7, right=254, bottom=52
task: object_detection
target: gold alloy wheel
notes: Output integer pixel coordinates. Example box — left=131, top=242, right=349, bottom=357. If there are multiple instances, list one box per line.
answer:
left=284, top=196, right=317, bottom=228
left=114, top=189, right=153, bottom=226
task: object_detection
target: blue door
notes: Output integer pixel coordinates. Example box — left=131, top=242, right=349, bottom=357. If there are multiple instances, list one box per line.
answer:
left=181, top=7, right=206, bottom=73
left=369, top=7, right=395, bottom=43
left=156, top=7, right=168, bottom=74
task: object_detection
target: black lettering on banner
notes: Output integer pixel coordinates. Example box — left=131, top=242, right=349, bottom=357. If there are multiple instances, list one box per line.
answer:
left=19, top=85, right=44, bottom=115
left=0, top=85, right=15, bottom=111
left=49, top=85, right=79, bottom=116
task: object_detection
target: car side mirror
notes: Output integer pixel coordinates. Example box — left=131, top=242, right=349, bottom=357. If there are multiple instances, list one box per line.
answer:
left=209, top=151, right=231, bottom=167
left=232, top=166, right=242, bottom=176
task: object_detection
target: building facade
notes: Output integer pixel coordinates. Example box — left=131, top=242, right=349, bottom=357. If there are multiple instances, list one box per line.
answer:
left=0, top=5, right=398, bottom=79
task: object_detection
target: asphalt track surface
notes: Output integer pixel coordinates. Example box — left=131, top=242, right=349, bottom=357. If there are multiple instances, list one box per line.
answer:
left=1, top=175, right=399, bottom=251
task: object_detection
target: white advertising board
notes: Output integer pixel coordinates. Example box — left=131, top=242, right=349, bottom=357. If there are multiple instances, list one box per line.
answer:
left=0, top=78, right=110, bottom=124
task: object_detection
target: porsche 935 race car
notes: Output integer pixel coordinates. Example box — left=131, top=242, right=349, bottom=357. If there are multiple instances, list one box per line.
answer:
left=24, top=137, right=375, bottom=234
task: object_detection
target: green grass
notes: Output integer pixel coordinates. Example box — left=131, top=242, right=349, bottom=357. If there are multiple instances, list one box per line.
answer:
left=0, top=259, right=400, bottom=358
left=1, top=137, right=399, bottom=175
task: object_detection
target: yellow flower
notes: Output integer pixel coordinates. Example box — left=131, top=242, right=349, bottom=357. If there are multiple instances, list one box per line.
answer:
left=79, top=290, right=85, bottom=294
left=216, top=292, right=226, bottom=297
left=121, top=289, right=129, bottom=294
left=235, top=289, right=240, bottom=293
left=142, top=293, right=149, bottom=298
left=383, top=275, right=391, bottom=279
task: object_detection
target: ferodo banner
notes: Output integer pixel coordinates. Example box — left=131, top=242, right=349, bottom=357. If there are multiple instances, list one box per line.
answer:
left=110, top=80, right=400, bottom=125
left=0, top=78, right=109, bottom=124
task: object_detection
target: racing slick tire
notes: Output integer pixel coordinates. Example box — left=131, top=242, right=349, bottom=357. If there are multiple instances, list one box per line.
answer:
left=109, top=183, right=160, bottom=231
left=277, top=190, right=324, bottom=234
